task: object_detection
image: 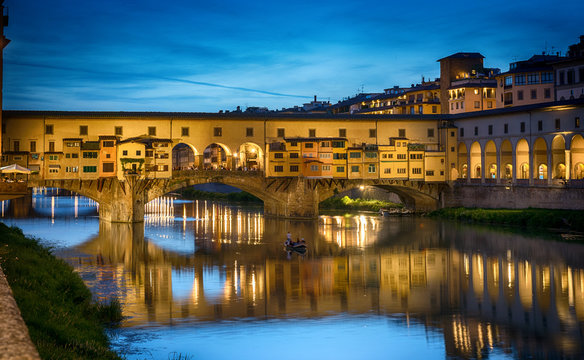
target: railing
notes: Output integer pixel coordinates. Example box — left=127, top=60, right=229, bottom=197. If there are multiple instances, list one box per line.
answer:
left=172, top=169, right=265, bottom=178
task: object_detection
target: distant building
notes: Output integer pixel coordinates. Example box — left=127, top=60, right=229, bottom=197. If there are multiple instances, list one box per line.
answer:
left=554, top=35, right=584, bottom=101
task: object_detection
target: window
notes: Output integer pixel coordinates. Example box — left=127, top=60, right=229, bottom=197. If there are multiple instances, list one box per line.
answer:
left=544, top=88, right=551, bottom=99
left=332, top=140, right=345, bottom=148
left=576, top=117, right=581, bottom=128
left=336, top=166, right=345, bottom=172
left=304, top=143, right=314, bottom=148
left=384, top=168, right=391, bottom=174
left=246, top=127, right=253, bottom=137
left=13, top=141, right=19, bottom=152
left=397, top=154, right=406, bottom=160
left=66, top=153, right=71, bottom=158
left=71, top=153, right=78, bottom=158
left=427, top=128, right=434, bottom=138
left=397, top=168, right=406, bottom=174
left=517, top=90, right=524, bottom=100
left=213, top=127, right=222, bottom=137
left=412, top=168, right=422, bottom=174
left=333, top=153, right=346, bottom=160
left=450, top=131, right=455, bottom=137
left=559, top=71, right=565, bottom=85
left=515, top=74, right=525, bottom=85
left=527, top=73, right=539, bottom=84
left=567, top=70, right=575, bottom=85
left=460, top=128, right=464, bottom=137
left=115, top=126, right=123, bottom=136
left=277, top=128, right=285, bottom=137
left=488, top=125, right=493, bottom=135
left=322, top=165, right=331, bottom=171
left=181, top=127, right=189, bottom=136
left=45, top=124, right=54, bottom=135
left=83, top=152, right=98, bottom=159
left=49, top=141, right=55, bottom=152
left=432, top=106, right=437, bottom=113
left=531, top=89, right=537, bottom=99
left=102, top=163, right=114, bottom=172
left=398, top=129, right=406, bottom=137
left=274, top=165, right=283, bottom=172
left=49, top=155, right=58, bottom=161
left=474, top=101, right=480, bottom=109
left=520, top=122, right=526, bottom=133
left=1, top=123, right=5, bottom=134
left=79, top=125, right=88, bottom=135
left=103, top=141, right=114, bottom=147
left=290, top=153, right=299, bottom=159
left=339, top=129, right=346, bottom=137
left=49, top=168, right=59, bottom=174
left=30, top=141, right=36, bottom=153
left=290, top=165, right=299, bottom=172
left=474, top=126, right=478, bottom=136
left=274, top=153, right=284, bottom=159
left=504, top=124, right=509, bottom=134
left=541, top=72, right=553, bottom=83
left=364, top=152, right=377, bottom=159
left=555, top=118, right=561, bottom=130
left=349, top=152, right=361, bottom=159
left=426, top=170, right=434, bottom=176
left=538, top=121, right=543, bottom=131
left=309, top=129, right=316, bottom=137
left=135, top=150, right=141, bottom=156
left=310, top=165, right=318, bottom=171
left=320, top=141, right=330, bottom=148
left=368, top=164, right=376, bottom=173
left=106, top=154, right=111, bottom=158
left=146, top=150, right=153, bottom=157
left=351, top=165, right=360, bottom=173
left=319, top=153, right=332, bottom=159
left=83, top=166, right=97, bottom=173
left=148, top=127, right=156, bottom=136
left=122, top=150, right=128, bottom=156
left=369, top=129, right=376, bottom=138
left=504, top=76, right=513, bottom=86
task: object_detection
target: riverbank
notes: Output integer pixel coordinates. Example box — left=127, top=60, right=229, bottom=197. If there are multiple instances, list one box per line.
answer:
left=0, top=223, right=122, bottom=359
left=429, top=208, right=584, bottom=232
left=319, top=196, right=402, bottom=212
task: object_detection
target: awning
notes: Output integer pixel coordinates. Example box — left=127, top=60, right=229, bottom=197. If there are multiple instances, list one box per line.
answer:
left=0, top=164, right=32, bottom=174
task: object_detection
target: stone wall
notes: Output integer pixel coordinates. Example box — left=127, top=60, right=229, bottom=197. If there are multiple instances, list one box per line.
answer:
left=443, top=184, right=584, bottom=210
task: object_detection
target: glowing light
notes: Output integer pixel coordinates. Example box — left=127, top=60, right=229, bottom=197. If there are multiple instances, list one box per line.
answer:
left=359, top=185, right=365, bottom=190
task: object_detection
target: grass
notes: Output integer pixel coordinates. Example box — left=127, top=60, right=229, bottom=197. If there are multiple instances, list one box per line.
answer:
left=0, top=222, right=122, bottom=360
left=429, top=207, right=584, bottom=232
left=319, top=196, right=403, bottom=212
left=178, top=188, right=262, bottom=203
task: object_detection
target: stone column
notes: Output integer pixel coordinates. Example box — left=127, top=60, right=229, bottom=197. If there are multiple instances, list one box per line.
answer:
left=496, top=145, right=501, bottom=184
left=512, top=148, right=517, bottom=184
left=565, top=149, right=571, bottom=181
left=481, top=145, right=486, bottom=184
left=98, top=176, right=147, bottom=223
left=466, top=145, right=471, bottom=184
left=528, top=142, right=534, bottom=186
left=547, top=148, right=553, bottom=185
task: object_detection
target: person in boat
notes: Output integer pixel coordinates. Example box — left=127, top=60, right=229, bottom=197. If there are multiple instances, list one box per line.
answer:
left=285, top=232, right=292, bottom=246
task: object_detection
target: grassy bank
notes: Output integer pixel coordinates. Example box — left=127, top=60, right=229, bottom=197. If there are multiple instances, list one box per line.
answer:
left=0, top=223, right=122, bottom=360
left=429, top=208, right=584, bottom=232
left=178, top=188, right=262, bottom=203
left=319, top=196, right=403, bottom=212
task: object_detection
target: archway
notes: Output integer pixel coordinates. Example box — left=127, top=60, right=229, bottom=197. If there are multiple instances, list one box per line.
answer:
left=551, top=135, right=566, bottom=179
left=485, top=141, right=497, bottom=180
left=571, top=135, right=584, bottom=179
left=470, top=142, right=481, bottom=179
left=236, top=142, right=264, bottom=171
left=516, top=139, right=529, bottom=179
left=172, top=143, right=199, bottom=170
left=533, top=138, right=548, bottom=180
left=203, top=143, right=232, bottom=170
left=457, top=142, right=468, bottom=179
left=500, top=140, right=513, bottom=179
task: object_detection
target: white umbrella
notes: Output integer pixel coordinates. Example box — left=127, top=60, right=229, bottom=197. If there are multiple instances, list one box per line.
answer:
left=0, top=164, right=32, bottom=174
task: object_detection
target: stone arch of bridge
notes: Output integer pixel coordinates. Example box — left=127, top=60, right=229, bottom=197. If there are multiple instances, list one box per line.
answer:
left=202, top=142, right=233, bottom=170
left=235, top=142, right=264, bottom=171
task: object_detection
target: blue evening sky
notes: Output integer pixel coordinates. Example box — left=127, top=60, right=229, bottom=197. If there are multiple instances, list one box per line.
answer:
left=3, top=0, right=584, bottom=112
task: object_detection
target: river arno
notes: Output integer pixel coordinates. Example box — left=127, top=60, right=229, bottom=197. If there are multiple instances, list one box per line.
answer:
left=1, top=190, right=584, bottom=360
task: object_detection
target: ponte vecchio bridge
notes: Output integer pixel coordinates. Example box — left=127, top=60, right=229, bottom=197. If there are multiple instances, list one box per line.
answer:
left=2, top=101, right=584, bottom=222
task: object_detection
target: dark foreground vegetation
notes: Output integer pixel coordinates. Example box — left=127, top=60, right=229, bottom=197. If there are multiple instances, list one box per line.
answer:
left=178, top=188, right=262, bottom=203
left=429, top=208, right=584, bottom=232
left=0, top=223, right=122, bottom=360
left=319, top=196, right=403, bottom=212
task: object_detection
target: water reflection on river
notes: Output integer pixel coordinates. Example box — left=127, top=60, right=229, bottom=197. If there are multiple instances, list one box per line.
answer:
left=1, top=190, right=584, bottom=360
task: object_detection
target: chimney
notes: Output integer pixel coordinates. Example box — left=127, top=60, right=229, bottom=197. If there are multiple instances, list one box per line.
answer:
left=314, top=95, right=317, bottom=102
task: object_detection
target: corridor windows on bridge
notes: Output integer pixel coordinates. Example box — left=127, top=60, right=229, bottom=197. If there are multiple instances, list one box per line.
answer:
left=369, top=129, right=376, bottom=138
left=148, top=127, right=157, bottom=136
left=246, top=127, right=253, bottom=137
left=398, top=129, right=406, bottom=137
left=79, top=125, right=88, bottom=136
left=427, top=128, right=434, bottom=138
left=49, top=141, right=55, bottom=152
left=474, top=126, right=478, bottom=136
left=538, top=120, right=543, bottom=131
left=277, top=128, right=285, bottom=137
left=488, top=125, right=493, bottom=135
left=213, top=127, right=222, bottom=137
left=339, top=128, right=346, bottom=137
left=181, top=127, right=189, bottom=137
left=12, top=140, right=19, bottom=152
left=576, top=117, right=581, bottom=128
left=309, top=129, right=316, bottom=137
left=460, top=128, right=464, bottom=137
left=114, top=126, right=123, bottom=136
left=520, top=122, right=526, bottom=132
left=45, top=124, right=54, bottom=135
left=504, top=124, right=509, bottom=134
left=30, top=141, right=36, bottom=153
left=555, top=118, right=561, bottom=130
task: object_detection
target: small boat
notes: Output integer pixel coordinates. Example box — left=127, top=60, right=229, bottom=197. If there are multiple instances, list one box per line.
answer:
left=285, top=243, right=307, bottom=254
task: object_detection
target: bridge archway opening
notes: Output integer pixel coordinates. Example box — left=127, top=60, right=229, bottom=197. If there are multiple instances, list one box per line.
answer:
left=500, top=140, right=513, bottom=179
left=516, top=139, right=530, bottom=179
left=470, top=142, right=481, bottom=179
left=236, top=142, right=264, bottom=171
left=551, top=135, right=566, bottom=179
left=172, top=143, right=199, bottom=170
left=571, top=135, right=584, bottom=179
left=457, top=142, right=468, bottom=179
left=324, top=186, right=404, bottom=207
left=533, top=137, right=548, bottom=179
left=203, top=143, right=233, bottom=170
